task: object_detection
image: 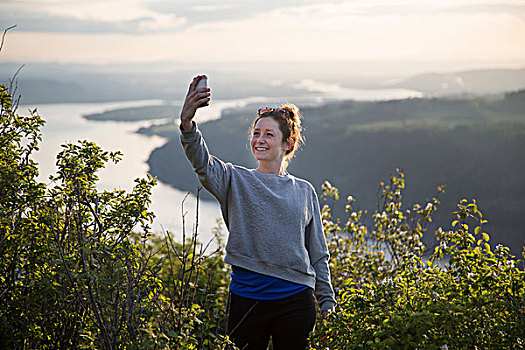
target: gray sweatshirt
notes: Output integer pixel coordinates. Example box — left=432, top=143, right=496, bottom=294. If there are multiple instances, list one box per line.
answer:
left=180, top=122, right=335, bottom=311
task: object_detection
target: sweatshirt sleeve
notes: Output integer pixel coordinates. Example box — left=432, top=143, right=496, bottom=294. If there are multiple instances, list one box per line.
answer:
left=179, top=121, right=231, bottom=204
left=305, top=186, right=336, bottom=312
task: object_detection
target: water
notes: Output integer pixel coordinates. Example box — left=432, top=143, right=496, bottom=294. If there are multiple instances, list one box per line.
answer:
left=20, top=99, right=223, bottom=245
left=297, top=79, right=423, bottom=102
left=18, top=84, right=423, bottom=245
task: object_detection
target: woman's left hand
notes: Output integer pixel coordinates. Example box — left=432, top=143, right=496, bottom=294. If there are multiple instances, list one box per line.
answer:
left=180, top=75, right=210, bottom=131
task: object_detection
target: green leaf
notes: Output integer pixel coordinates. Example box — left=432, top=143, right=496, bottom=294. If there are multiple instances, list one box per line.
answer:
left=166, top=330, right=178, bottom=338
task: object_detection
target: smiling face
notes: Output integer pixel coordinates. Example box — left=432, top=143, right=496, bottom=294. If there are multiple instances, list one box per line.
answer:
left=250, top=117, right=291, bottom=167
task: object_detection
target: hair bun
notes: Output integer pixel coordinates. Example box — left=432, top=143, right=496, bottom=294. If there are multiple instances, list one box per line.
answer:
left=282, top=104, right=301, bottom=122
left=279, top=103, right=304, bottom=154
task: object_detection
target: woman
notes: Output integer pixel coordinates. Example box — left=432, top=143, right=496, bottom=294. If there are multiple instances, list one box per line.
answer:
left=179, top=75, right=335, bottom=350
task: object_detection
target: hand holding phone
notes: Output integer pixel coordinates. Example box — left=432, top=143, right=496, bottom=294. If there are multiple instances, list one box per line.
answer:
left=180, top=74, right=210, bottom=131
left=196, top=75, right=209, bottom=106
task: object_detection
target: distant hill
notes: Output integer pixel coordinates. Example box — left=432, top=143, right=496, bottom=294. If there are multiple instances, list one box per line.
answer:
left=3, top=61, right=525, bottom=104
left=0, top=62, right=312, bottom=105
left=145, top=91, right=525, bottom=256
left=390, top=68, right=525, bottom=96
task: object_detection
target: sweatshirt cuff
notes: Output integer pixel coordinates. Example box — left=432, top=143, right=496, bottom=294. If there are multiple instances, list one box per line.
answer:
left=179, top=121, right=199, bottom=140
left=320, top=300, right=336, bottom=312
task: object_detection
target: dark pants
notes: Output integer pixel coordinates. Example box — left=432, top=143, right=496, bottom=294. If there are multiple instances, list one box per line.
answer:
left=226, top=289, right=317, bottom=350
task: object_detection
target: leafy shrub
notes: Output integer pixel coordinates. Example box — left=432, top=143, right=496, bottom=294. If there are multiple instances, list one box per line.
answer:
left=142, top=204, right=235, bottom=349
left=310, top=171, right=525, bottom=349
left=0, top=83, right=236, bottom=349
left=1, top=82, right=162, bottom=348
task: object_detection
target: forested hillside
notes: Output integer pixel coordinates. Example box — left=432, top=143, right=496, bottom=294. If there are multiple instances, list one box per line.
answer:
left=147, top=91, right=525, bottom=255
left=390, top=68, right=525, bottom=96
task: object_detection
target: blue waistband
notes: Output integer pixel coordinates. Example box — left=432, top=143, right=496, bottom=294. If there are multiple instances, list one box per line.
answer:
left=229, top=265, right=309, bottom=300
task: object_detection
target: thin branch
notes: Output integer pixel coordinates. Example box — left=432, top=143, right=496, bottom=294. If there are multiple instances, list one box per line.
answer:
left=0, top=25, right=17, bottom=53
left=73, top=174, right=112, bottom=348
left=177, top=192, right=190, bottom=331
left=8, top=64, right=24, bottom=92
left=50, top=209, right=97, bottom=329
left=8, top=64, right=25, bottom=113
left=200, top=233, right=218, bottom=257
left=163, top=228, right=179, bottom=297
left=184, top=188, right=201, bottom=306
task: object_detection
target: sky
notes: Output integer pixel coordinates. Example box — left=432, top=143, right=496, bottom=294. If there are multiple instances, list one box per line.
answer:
left=1, top=0, right=525, bottom=66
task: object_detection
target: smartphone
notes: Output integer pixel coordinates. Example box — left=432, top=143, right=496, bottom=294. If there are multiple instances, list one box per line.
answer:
left=196, top=75, right=208, bottom=106
left=196, top=75, right=207, bottom=89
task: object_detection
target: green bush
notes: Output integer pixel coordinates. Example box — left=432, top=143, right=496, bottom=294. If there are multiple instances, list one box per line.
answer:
left=310, top=171, right=525, bottom=349
left=0, top=84, right=236, bottom=349
left=1, top=83, right=162, bottom=348
left=141, top=211, right=235, bottom=349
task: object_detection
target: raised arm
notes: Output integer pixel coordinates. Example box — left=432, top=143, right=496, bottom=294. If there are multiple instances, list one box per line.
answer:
left=179, top=76, right=231, bottom=204
left=180, top=75, right=210, bottom=131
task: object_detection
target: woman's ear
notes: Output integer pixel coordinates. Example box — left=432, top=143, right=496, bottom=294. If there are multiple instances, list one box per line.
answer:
left=286, top=139, right=294, bottom=153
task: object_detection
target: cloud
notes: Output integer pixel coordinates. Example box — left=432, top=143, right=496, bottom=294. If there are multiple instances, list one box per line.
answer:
left=144, top=0, right=324, bottom=24
left=0, top=13, right=179, bottom=34
left=3, top=1, right=524, bottom=65
left=2, top=0, right=525, bottom=35
left=1, top=0, right=186, bottom=34
left=445, top=3, right=525, bottom=18
left=278, top=0, right=525, bottom=19
left=1, top=0, right=329, bottom=33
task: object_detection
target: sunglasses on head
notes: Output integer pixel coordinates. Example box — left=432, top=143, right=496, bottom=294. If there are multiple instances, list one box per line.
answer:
left=258, top=107, right=291, bottom=117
